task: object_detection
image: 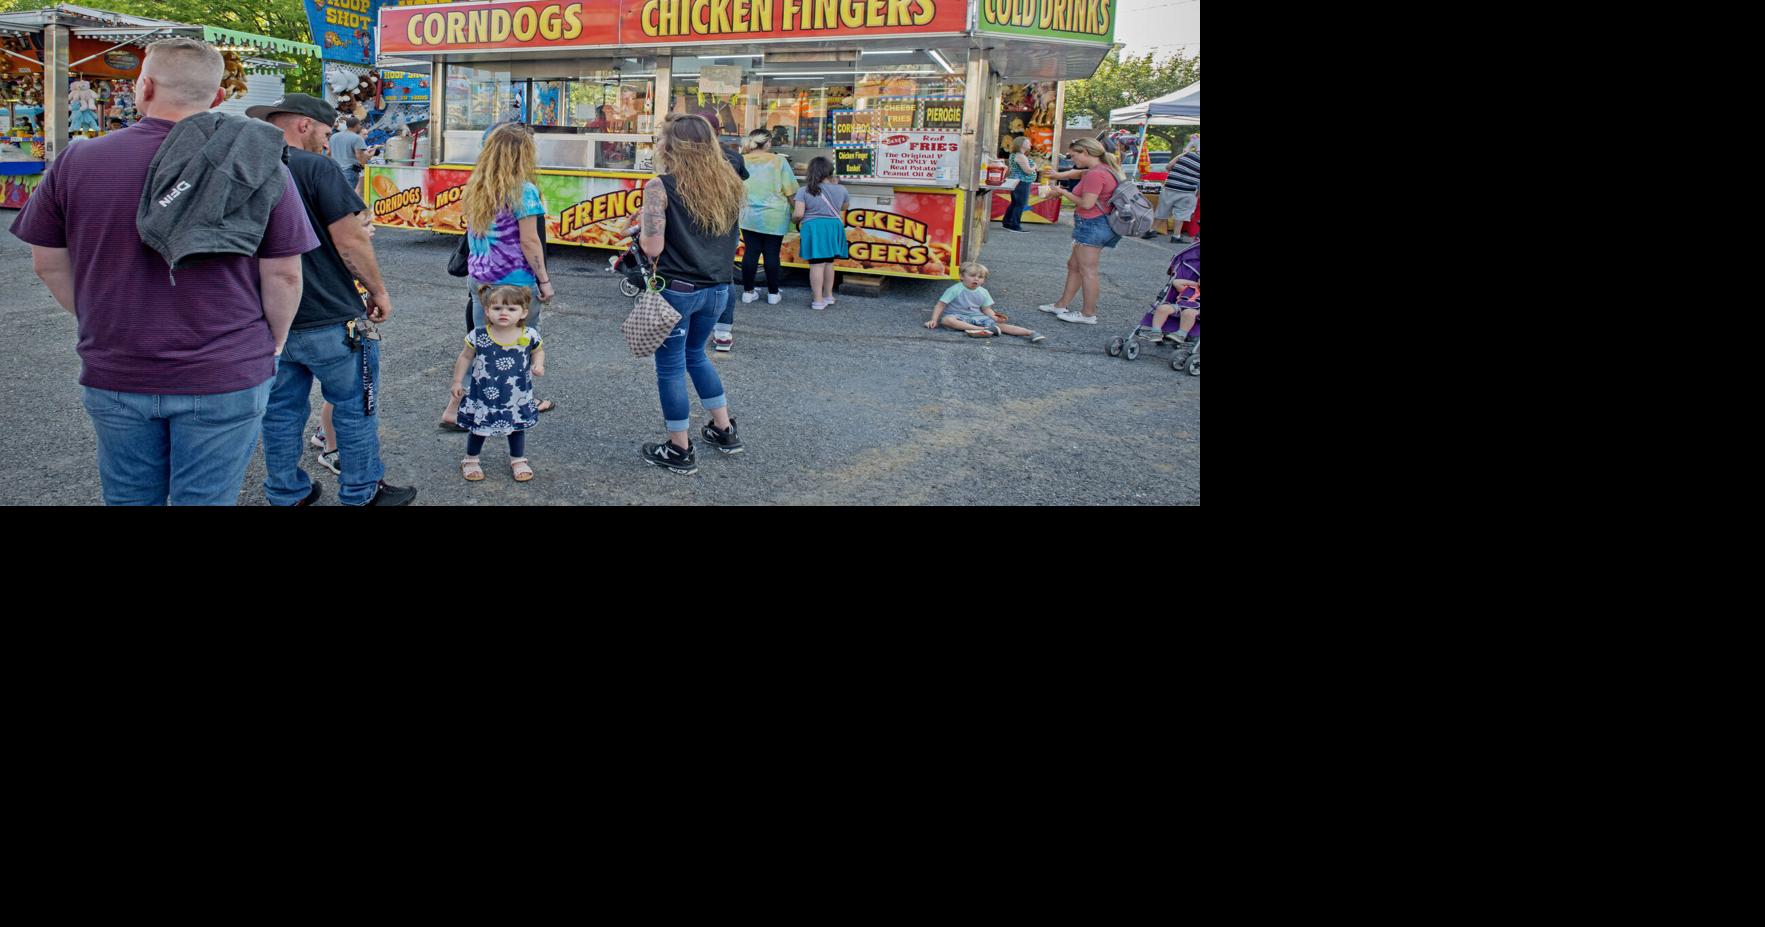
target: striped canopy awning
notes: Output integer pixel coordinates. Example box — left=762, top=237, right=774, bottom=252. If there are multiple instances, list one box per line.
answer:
left=202, top=26, right=318, bottom=58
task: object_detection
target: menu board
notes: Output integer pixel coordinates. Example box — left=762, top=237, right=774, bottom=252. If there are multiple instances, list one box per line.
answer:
left=835, top=148, right=873, bottom=177
left=919, top=99, right=964, bottom=131
left=875, top=100, right=917, bottom=133
left=830, top=110, right=871, bottom=147
left=873, top=131, right=961, bottom=184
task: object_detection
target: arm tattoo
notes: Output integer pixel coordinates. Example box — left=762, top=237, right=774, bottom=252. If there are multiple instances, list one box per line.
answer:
left=641, top=178, right=667, bottom=241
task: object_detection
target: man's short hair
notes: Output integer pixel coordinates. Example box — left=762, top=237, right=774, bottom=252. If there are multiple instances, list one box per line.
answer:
left=268, top=112, right=314, bottom=133
left=142, top=38, right=223, bottom=107
left=344, top=117, right=361, bottom=130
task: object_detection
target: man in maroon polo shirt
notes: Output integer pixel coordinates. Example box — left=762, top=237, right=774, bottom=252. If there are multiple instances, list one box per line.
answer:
left=10, top=38, right=318, bottom=506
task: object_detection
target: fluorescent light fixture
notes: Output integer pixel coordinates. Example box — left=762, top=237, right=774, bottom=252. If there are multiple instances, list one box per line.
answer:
left=862, top=50, right=918, bottom=56
left=928, top=50, right=954, bottom=74
left=700, top=55, right=760, bottom=60
left=760, top=70, right=937, bottom=77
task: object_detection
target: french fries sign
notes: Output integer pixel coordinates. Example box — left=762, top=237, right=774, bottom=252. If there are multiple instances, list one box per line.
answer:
left=365, top=167, right=963, bottom=280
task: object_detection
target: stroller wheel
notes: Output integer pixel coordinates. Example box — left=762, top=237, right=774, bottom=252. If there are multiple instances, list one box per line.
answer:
left=620, top=280, right=642, bottom=298
left=1187, top=355, right=1200, bottom=376
left=1106, top=336, right=1124, bottom=357
left=1123, top=340, right=1139, bottom=361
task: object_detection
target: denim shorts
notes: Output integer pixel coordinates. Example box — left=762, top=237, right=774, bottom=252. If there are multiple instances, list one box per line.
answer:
left=1073, top=215, right=1121, bottom=249
left=945, top=310, right=999, bottom=332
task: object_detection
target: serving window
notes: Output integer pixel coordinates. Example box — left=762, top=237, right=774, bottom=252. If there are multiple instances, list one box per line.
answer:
left=671, top=48, right=968, bottom=185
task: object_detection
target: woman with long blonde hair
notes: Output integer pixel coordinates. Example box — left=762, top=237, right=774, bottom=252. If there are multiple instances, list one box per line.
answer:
left=441, top=123, right=555, bottom=428
left=1040, top=136, right=1124, bottom=325
left=636, top=113, right=746, bottom=473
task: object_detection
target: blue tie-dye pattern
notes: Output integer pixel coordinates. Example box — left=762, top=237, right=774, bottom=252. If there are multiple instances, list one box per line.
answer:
left=467, top=183, right=547, bottom=286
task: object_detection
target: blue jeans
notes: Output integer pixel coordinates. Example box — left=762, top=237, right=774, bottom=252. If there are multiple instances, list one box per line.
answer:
left=716, top=280, right=737, bottom=334
left=469, top=279, right=542, bottom=332
left=81, top=376, right=274, bottom=505
left=655, top=284, right=730, bottom=432
left=1003, top=180, right=1032, bottom=229
left=262, top=322, right=386, bottom=506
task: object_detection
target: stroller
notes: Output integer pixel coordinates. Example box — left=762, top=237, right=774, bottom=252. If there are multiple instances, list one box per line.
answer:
left=1107, top=240, right=1200, bottom=376
left=607, top=241, right=648, bottom=298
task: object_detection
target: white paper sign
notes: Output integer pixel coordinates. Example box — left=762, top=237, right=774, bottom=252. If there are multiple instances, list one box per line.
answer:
left=873, top=130, right=961, bottom=184
left=700, top=65, right=743, bottom=96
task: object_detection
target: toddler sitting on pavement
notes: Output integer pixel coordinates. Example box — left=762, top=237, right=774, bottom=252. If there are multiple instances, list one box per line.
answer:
left=925, top=262, right=1046, bottom=343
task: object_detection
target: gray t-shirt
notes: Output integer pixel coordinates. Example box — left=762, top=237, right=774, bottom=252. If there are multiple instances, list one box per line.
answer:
left=795, top=183, right=849, bottom=220
left=938, top=284, right=995, bottom=314
left=330, top=131, right=365, bottom=176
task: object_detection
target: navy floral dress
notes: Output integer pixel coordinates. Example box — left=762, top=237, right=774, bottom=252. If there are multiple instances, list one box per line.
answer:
left=457, top=327, right=541, bottom=437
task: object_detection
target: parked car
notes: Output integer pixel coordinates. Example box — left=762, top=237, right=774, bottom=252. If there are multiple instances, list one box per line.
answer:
left=1133, top=150, right=1175, bottom=193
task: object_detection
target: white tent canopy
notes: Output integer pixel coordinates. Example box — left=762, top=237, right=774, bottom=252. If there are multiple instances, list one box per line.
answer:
left=1110, top=81, right=1200, bottom=125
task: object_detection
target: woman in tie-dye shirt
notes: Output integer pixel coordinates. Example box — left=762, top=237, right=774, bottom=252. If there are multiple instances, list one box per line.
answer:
left=443, top=124, right=556, bottom=427
left=738, top=130, right=799, bottom=302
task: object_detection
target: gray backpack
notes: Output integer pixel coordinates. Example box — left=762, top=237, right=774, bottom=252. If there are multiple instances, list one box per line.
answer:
left=1104, top=173, right=1155, bottom=238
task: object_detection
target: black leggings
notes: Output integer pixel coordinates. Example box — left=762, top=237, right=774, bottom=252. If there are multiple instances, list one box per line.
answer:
left=467, top=431, right=527, bottom=458
left=741, top=230, right=784, bottom=293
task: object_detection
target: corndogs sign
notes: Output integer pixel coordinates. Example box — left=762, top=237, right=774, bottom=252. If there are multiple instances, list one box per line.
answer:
left=380, top=0, right=967, bottom=53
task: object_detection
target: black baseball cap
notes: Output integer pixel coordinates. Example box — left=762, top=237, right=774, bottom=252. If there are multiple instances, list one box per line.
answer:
left=247, top=93, right=338, bottom=126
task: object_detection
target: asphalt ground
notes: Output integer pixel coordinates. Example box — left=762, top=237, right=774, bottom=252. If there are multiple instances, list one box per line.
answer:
left=0, top=211, right=1198, bottom=505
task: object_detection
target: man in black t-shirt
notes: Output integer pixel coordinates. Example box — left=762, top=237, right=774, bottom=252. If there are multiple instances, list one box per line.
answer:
left=249, top=93, right=416, bottom=507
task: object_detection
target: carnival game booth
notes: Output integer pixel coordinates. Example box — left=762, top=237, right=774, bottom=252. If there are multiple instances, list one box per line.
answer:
left=0, top=4, right=317, bottom=209
left=368, top=0, right=1116, bottom=282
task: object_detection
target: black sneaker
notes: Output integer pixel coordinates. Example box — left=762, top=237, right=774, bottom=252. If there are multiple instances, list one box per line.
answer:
left=363, top=480, right=418, bottom=506
left=701, top=418, right=745, bottom=455
left=641, top=440, right=698, bottom=474
left=290, top=484, right=322, bottom=507
left=1139, top=231, right=1159, bottom=240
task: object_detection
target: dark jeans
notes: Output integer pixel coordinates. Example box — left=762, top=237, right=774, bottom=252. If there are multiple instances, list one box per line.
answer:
left=467, top=430, right=527, bottom=458
left=741, top=229, right=783, bottom=294
left=1003, top=181, right=1032, bottom=230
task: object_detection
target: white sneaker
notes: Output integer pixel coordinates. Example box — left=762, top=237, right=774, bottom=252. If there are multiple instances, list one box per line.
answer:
left=713, top=333, right=733, bottom=352
left=825, top=295, right=836, bottom=305
left=741, top=290, right=758, bottom=303
left=310, top=431, right=328, bottom=450
left=811, top=301, right=828, bottom=311
left=1056, top=310, right=1098, bottom=325
left=1038, top=304, right=1068, bottom=314
left=767, top=292, right=781, bottom=305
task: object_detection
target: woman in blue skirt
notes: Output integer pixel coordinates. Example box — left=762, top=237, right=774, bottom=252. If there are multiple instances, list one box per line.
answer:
left=792, top=157, right=848, bottom=310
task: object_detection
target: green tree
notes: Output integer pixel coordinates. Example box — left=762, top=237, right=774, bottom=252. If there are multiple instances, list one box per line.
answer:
left=1065, top=47, right=1200, bottom=150
left=0, top=0, right=322, bottom=94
